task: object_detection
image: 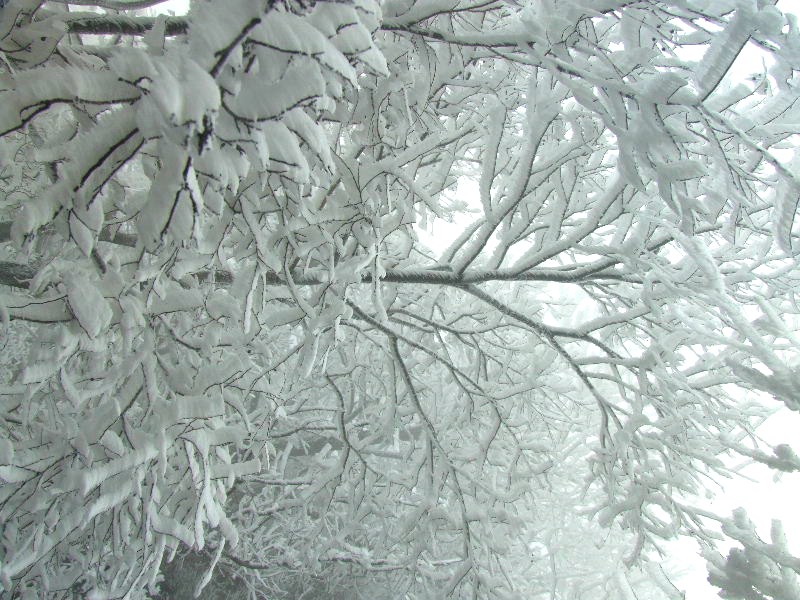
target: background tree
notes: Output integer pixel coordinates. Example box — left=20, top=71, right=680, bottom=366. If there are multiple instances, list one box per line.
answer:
left=2, top=0, right=800, bottom=597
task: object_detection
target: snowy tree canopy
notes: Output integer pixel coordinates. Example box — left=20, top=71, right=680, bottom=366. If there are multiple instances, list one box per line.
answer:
left=2, top=0, right=800, bottom=597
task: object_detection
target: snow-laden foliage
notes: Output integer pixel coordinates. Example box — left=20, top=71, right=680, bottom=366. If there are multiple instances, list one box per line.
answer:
left=2, top=0, right=800, bottom=598
left=704, top=510, right=800, bottom=600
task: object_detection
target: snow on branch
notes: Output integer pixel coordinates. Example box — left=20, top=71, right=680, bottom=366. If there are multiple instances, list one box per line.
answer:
left=63, top=14, right=188, bottom=36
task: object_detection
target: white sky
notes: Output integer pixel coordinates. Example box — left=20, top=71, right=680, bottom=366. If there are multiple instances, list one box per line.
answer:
left=151, top=0, right=187, bottom=14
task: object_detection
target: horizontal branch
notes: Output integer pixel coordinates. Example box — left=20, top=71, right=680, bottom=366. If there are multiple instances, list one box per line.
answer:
left=59, top=1, right=644, bottom=38
left=0, top=260, right=632, bottom=292
left=224, top=549, right=431, bottom=572
left=381, top=23, right=530, bottom=48
left=0, top=260, right=232, bottom=290
left=64, top=14, right=189, bottom=36
left=52, top=0, right=170, bottom=9
left=60, top=15, right=533, bottom=47
left=0, top=221, right=136, bottom=248
left=0, top=222, right=636, bottom=292
left=61, top=14, right=530, bottom=42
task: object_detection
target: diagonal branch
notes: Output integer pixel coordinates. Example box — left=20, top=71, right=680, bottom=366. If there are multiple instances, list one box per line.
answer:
left=463, top=284, right=620, bottom=449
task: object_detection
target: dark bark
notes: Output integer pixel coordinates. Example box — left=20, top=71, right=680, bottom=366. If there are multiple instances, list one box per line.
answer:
left=0, top=258, right=637, bottom=292
left=149, top=548, right=247, bottom=600
left=65, top=15, right=189, bottom=36
left=0, top=261, right=33, bottom=289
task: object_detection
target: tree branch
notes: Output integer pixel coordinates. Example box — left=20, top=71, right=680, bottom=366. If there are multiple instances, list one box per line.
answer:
left=0, top=258, right=635, bottom=292
left=463, top=284, right=618, bottom=448
left=0, top=261, right=37, bottom=289
left=64, top=14, right=189, bottom=36
left=52, top=0, right=171, bottom=9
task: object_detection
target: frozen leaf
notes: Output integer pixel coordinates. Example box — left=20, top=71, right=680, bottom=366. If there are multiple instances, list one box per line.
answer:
left=65, top=275, right=112, bottom=339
